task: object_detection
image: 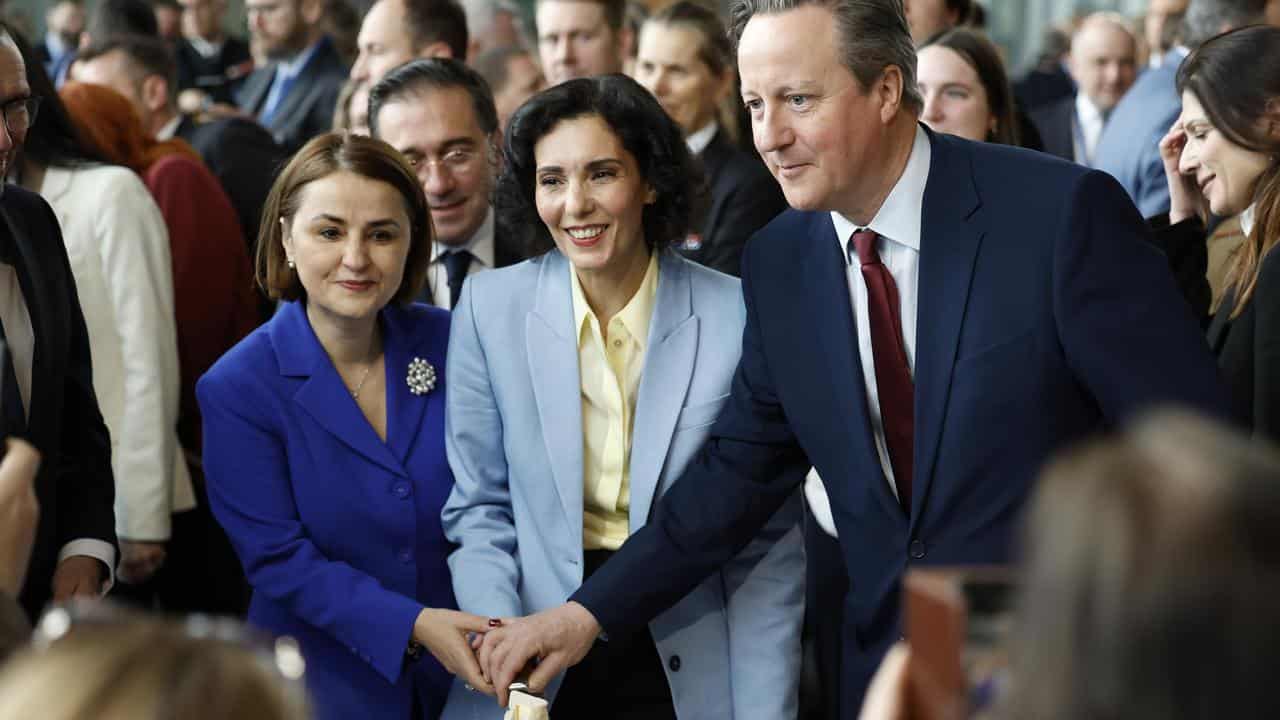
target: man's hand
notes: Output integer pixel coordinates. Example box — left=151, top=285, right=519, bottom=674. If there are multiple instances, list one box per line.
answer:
left=413, top=607, right=496, bottom=697
left=478, top=602, right=601, bottom=707
left=118, top=541, right=166, bottom=584
left=51, top=555, right=105, bottom=602
left=858, top=642, right=911, bottom=720
left=0, top=438, right=41, bottom=595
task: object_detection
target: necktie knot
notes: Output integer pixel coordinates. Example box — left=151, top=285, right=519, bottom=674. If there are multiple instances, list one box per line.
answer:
left=852, top=229, right=880, bottom=267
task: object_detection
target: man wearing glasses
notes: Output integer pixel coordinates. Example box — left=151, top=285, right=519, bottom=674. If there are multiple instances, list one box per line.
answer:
left=0, top=28, right=116, bottom=620
left=369, top=58, right=525, bottom=309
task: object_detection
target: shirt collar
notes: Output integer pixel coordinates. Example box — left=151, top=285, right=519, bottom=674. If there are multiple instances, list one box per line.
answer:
left=155, top=114, right=183, bottom=141
left=432, top=207, right=495, bottom=267
left=44, top=32, right=71, bottom=59
left=1075, top=92, right=1106, bottom=126
left=1242, top=204, right=1257, bottom=236
left=686, top=122, right=719, bottom=156
left=274, top=36, right=325, bottom=81
left=187, top=36, right=225, bottom=59
left=571, top=251, right=660, bottom=352
left=830, top=123, right=930, bottom=256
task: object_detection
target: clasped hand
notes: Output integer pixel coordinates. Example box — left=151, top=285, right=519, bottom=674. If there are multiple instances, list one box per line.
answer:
left=424, top=602, right=601, bottom=707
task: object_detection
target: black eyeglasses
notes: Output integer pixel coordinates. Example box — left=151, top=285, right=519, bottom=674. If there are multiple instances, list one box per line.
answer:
left=0, top=95, right=40, bottom=136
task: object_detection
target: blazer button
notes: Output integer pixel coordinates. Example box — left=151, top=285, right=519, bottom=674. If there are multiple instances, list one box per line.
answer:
left=668, top=655, right=681, bottom=672
left=393, top=483, right=411, bottom=498
left=909, top=539, right=926, bottom=560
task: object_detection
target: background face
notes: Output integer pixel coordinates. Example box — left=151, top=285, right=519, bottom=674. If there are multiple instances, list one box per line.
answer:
left=374, top=86, right=496, bottom=248
left=246, top=0, right=309, bottom=60
left=1068, top=20, right=1136, bottom=112
left=904, top=0, right=956, bottom=46
left=635, top=22, right=724, bottom=136
left=350, top=0, right=416, bottom=85
left=917, top=44, right=994, bottom=142
left=536, top=0, right=622, bottom=85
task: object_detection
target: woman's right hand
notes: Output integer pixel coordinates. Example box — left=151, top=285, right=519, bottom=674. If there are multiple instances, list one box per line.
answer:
left=413, top=608, right=496, bottom=696
left=1160, top=122, right=1204, bottom=224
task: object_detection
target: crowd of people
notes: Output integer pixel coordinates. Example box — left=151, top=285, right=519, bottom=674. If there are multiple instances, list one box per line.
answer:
left=0, top=0, right=1277, bottom=718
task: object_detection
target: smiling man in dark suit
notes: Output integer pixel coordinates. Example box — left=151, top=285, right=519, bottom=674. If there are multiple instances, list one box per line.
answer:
left=473, top=0, right=1234, bottom=715
left=0, top=28, right=115, bottom=620
left=237, top=0, right=347, bottom=154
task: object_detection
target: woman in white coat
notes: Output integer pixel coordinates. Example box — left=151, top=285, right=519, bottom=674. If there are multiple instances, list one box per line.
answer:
left=442, top=75, right=804, bottom=719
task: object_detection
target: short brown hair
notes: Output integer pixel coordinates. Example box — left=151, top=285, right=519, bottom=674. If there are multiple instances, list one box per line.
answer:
left=257, top=132, right=433, bottom=304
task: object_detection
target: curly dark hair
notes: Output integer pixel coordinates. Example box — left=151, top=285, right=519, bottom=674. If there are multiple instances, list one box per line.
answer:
left=496, top=73, right=699, bottom=256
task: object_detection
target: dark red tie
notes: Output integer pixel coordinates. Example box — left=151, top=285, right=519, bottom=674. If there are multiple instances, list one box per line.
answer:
left=852, top=230, right=914, bottom=510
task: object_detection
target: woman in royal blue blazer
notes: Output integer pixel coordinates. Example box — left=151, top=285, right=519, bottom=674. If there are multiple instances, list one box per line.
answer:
left=441, top=76, right=804, bottom=719
left=198, top=133, right=494, bottom=720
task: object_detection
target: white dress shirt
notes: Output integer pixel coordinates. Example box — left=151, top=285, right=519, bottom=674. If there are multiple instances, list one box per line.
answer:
left=685, top=121, right=718, bottom=155
left=428, top=208, right=496, bottom=309
left=0, top=264, right=117, bottom=591
left=1073, top=93, right=1106, bottom=167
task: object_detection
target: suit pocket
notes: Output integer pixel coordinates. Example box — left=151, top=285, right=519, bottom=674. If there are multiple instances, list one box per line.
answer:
left=673, top=394, right=731, bottom=432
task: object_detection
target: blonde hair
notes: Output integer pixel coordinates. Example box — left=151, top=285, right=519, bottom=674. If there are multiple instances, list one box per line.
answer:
left=0, top=610, right=310, bottom=720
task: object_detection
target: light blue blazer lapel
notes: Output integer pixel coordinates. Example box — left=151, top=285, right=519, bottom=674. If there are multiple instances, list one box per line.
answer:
left=525, top=252, right=586, bottom=546
left=629, top=252, right=697, bottom=529
left=912, top=129, right=984, bottom=527
left=271, top=301, right=407, bottom=478
left=381, top=305, right=434, bottom=466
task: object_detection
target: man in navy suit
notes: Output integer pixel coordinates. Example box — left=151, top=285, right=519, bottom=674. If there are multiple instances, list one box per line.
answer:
left=476, top=0, right=1233, bottom=715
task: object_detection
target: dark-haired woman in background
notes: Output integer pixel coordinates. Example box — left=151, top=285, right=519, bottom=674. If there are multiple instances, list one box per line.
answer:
left=633, top=1, right=786, bottom=277
left=917, top=28, right=1021, bottom=145
left=4, top=25, right=190, bottom=597
left=441, top=75, right=802, bottom=719
left=1156, top=25, right=1280, bottom=442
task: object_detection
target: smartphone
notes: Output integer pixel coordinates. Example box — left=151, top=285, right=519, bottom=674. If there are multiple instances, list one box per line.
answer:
left=904, top=567, right=1014, bottom=720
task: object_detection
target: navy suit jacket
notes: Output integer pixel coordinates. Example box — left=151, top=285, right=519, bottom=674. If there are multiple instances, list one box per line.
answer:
left=572, top=128, right=1233, bottom=715
left=1094, top=59, right=1181, bottom=217
left=198, top=301, right=456, bottom=720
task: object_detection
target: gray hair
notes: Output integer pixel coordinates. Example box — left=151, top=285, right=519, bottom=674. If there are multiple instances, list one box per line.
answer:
left=1182, top=0, right=1269, bottom=48
left=727, top=0, right=922, bottom=115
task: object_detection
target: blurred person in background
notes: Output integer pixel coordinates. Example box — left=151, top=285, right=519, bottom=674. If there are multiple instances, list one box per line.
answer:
left=1145, top=0, right=1190, bottom=68
left=1013, top=25, right=1074, bottom=113
left=33, top=0, right=83, bottom=78
left=237, top=0, right=348, bottom=153
left=1031, top=13, right=1137, bottom=166
left=536, top=0, right=626, bottom=85
left=9, top=32, right=188, bottom=606
left=473, top=46, right=546, bottom=131
left=332, top=78, right=371, bottom=134
left=73, top=34, right=286, bottom=280
left=1094, top=0, right=1280, bottom=218
left=461, top=0, right=524, bottom=60
left=154, top=0, right=184, bottom=42
left=59, top=81, right=259, bottom=615
left=0, top=605, right=310, bottom=720
left=917, top=28, right=1021, bottom=145
left=903, top=0, right=970, bottom=46
left=858, top=409, right=1280, bottom=720
left=175, top=0, right=254, bottom=109
left=199, top=132, right=495, bottom=720
left=349, top=0, right=468, bottom=91
left=634, top=0, right=786, bottom=277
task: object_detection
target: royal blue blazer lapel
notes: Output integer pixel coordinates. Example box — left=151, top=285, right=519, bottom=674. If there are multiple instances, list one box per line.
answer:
left=269, top=300, right=406, bottom=477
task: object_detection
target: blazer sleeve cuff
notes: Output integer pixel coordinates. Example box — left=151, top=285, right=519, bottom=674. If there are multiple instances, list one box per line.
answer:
left=57, top=539, right=117, bottom=595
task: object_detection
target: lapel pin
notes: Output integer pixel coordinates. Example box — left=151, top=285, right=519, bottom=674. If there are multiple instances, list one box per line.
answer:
left=406, top=357, right=436, bottom=396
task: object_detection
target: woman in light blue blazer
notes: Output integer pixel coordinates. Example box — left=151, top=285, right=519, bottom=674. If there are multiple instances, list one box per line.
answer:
left=198, top=134, right=494, bottom=720
left=441, top=76, right=804, bottom=719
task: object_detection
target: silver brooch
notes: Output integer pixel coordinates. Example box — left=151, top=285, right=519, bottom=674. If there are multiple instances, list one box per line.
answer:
left=406, top=357, right=437, bottom=395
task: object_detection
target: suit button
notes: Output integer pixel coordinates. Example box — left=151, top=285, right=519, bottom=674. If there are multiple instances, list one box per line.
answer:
left=398, top=549, right=413, bottom=564
left=393, top=483, right=411, bottom=498
left=668, top=655, right=681, bottom=672
left=909, top=539, right=926, bottom=559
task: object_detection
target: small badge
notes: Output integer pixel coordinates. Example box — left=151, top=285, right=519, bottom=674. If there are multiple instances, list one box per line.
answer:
left=406, top=357, right=437, bottom=395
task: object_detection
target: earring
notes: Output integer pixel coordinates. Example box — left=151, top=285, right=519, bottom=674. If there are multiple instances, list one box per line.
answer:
left=287, top=258, right=296, bottom=269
